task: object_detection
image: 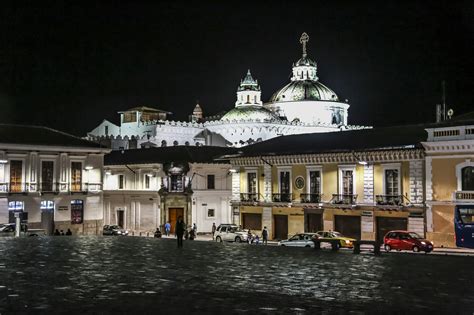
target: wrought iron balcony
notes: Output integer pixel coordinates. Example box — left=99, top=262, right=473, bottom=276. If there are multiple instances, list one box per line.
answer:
left=455, top=191, right=474, bottom=201
left=300, top=193, right=322, bottom=203
left=330, top=194, right=358, bottom=205
left=0, top=182, right=102, bottom=194
left=272, top=193, right=293, bottom=203
left=240, top=193, right=259, bottom=202
left=375, top=195, right=405, bottom=206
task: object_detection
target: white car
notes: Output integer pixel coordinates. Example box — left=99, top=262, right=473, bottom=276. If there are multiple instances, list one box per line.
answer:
left=214, top=224, right=249, bottom=243
left=278, top=233, right=318, bottom=248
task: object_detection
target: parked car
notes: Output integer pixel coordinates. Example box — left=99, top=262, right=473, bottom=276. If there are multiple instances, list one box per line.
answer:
left=278, top=233, right=318, bottom=248
left=384, top=230, right=433, bottom=253
left=0, top=223, right=44, bottom=237
left=103, top=225, right=129, bottom=236
left=214, top=224, right=251, bottom=243
left=315, top=231, right=356, bottom=248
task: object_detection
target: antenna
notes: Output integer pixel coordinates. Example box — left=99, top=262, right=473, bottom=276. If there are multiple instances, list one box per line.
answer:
left=442, top=80, right=446, bottom=121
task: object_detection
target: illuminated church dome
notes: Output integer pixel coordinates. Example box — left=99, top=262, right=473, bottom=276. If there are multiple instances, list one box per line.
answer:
left=265, top=32, right=348, bottom=125
left=221, top=70, right=281, bottom=122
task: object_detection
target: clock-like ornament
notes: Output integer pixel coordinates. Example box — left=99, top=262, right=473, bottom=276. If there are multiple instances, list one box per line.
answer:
left=295, top=176, right=305, bottom=190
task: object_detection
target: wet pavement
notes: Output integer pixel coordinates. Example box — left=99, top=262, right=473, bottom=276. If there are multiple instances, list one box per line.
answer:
left=0, top=236, right=473, bottom=314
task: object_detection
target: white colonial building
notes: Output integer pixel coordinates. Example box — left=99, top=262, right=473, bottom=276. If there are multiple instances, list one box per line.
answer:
left=0, top=124, right=110, bottom=235
left=102, top=146, right=233, bottom=234
left=87, top=33, right=367, bottom=150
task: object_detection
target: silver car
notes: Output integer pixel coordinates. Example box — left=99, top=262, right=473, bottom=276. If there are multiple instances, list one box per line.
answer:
left=278, top=233, right=318, bottom=248
left=214, top=224, right=249, bottom=243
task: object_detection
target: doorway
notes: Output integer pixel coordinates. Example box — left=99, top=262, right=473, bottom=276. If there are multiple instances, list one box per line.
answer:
left=376, top=217, right=407, bottom=244
left=305, top=213, right=322, bottom=233
left=273, top=214, right=288, bottom=240
left=334, top=215, right=361, bottom=240
left=41, top=210, right=54, bottom=235
left=117, top=210, right=125, bottom=228
left=169, top=208, right=184, bottom=234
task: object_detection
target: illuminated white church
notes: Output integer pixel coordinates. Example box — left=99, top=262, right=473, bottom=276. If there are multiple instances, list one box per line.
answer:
left=88, top=33, right=366, bottom=149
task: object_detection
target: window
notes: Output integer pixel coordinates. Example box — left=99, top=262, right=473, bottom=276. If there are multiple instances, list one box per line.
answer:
left=385, top=169, right=399, bottom=195
left=105, top=125, right=109, bottom=136
left=170, top=175, right=183, bottom=192
left=118, top=175, right=124, bottom=189
left=71, top=162, right=82, bottom=192
left=247, top=95, right=250, bottom=103
left=145, top=175, right=150, bottom=189
left=123, top=112, right=137, bottom=123
left=208, top=209, right=215, bottom=217
left=280, top=171, right=290, bottom=194
left=9, top=160, right=22, bottom=192
left=161, top=140, right=167, bottom=147
left=173, top=140, right=178, bottom=146
left=309, top=171, right=321, bottom=194
left=459, top=208, right=474, bottom=224
left=8, top=201, right=24, bottom=211
left=461, top=167, right=474, bottom=191
left=8, top=201, right=27, bottom=223
left=40, top=200, right=54, bottom=210
left=71, top=200, right=84, bottom=224
left=41, top=161, right=54, bottom=192
left=247, top=172, right=257, bottom=194
left=207, top=175, right=215, bottom=189
left=341, top=170, right=353, bottom=194
left=185, top=141, right=190, bottom=146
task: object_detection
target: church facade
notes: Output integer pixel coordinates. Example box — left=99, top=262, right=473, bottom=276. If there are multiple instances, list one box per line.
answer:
left=87, top=33, right=367, bottom=149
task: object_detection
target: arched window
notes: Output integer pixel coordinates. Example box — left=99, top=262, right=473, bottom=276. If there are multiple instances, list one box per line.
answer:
left=462, top=166, right=474, bottom=191
left=247, top=95, right=250, bottom=103
left=173, top=140, right=178, bottom=146
left=185, top=141, right=190, bottom=146
left=161, top=140, right=167, bottom=147
left=254, top=95, right=257, bottom=103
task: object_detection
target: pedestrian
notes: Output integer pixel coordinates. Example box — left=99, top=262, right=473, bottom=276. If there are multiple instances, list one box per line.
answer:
left=193, top=223, right=197, bottom=233
left=154, top=228, right=162, bottom=238
left=60, top=230, right=65, bottom=236
left=165, top=222, right=171, bottom=236
left=255, top=235, right=260, bottom=245
left=262, top=226, right=268, bottom=245
left=54, top=229, right=60, bottom=236
left=211, top=223, right=216, bottom=239
left=66, top=229, right=72, bottom=235
left=247, top=229, right=253, bottom=244
left=175, top=216, right=186, bottom=248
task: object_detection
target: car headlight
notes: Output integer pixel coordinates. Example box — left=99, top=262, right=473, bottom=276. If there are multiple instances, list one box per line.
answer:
left=345, top=240, right=351, bottom=244
left=116, top=231, right=122, bottom=234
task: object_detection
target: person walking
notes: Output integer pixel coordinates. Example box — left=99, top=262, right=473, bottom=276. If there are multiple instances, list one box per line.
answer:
left=175, top=216, right=186, bottom=248
left=262, top=226, right=268, bottom=245
left=164, top=222, right=171, bottom=236
left=211, top=223, right=216, bottom=239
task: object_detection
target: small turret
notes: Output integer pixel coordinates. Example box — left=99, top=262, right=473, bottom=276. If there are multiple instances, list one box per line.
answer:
left=235, top=70, right=262, bottom=107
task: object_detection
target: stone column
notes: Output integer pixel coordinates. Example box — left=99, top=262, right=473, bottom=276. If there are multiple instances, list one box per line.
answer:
left=262, top=207, right=272, bottom=239
left=29, top=152, right=38, bottom=192
left=263, top=164, right=272, bottom=202
left=363, top=164, right=374, bottom=204
left=231, top=171, right=240, bottom=201
left=409, top=160, right=424, bottom=204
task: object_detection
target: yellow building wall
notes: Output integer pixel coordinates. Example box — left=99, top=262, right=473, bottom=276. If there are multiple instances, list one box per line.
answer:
left=427, top=204, right=455, bottom=247
left=292, top=165, right=306, bottom=200
left=373, top=164, right=383, bottom=196
left=272, top=166, right=278, bottom=193
left=431, top=158, right=464, bottom=201
left=356, top=164, right=364, bottom=202
left=322, top=164, right=337, bottom=202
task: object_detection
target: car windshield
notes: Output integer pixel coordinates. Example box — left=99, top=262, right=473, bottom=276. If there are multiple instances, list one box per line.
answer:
left=331, top=232, right=343, bottom=237
left=110, top=225, right=121, bottom=229
left=408, top=232, right=422, bottom=239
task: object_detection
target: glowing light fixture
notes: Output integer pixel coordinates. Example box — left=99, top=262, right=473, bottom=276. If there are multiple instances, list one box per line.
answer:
left=105, top=170, right=112, bottom=175
left=0, top=159, right=8, bottom=164
left=229, top=168, right=238, bottom=173
left=85, top=166, right=94, bottom=171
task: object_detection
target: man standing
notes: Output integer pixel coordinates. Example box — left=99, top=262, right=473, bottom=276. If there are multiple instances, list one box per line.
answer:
left=176, top=216, right=186, bottom=248
left=211, top=223, right=216, bottom=239
left=165, top=222, right=171, bottom=236
left=262, top=226, right=268, bottom=245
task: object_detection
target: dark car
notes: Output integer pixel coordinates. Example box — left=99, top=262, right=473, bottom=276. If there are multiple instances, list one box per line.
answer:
left=103, top=225, right=129, bottom=236
left=384, top=230, right=433, bottom=253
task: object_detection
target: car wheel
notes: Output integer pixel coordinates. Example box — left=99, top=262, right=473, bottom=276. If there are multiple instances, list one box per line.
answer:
left=305, top=245, right=311, bottom=248
left=413, top=245, right=420, bottom=252
left=281, top=244, right=285, bottom=247
left=216, top=236, right=222, bottom=243
left=384, top=244, right=391, bottom=252
left=235, top=236, right=241, bottom=243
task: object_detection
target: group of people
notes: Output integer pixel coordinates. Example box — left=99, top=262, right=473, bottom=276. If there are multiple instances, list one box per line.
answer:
left=54, top=229, right=72, bottom=236
left=157, top=218, right=198, bottom=248
left=247, top=226, right=268, bottom=245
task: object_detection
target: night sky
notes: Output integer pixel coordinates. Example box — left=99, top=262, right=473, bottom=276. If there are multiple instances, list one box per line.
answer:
left=0, top=1, right=473, bottom=136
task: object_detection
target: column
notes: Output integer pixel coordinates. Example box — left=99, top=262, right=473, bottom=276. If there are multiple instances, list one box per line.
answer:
left=263, top=164, right=272, bottom=202
left=409, top=160, right=423, bottom=204
left=29, top=152, right=38, bottom=192
left=262, top=206, right=272, bottom=239
left=363, top=164, right=374, bottom=204
left=231, top=171, right=240, bottom=201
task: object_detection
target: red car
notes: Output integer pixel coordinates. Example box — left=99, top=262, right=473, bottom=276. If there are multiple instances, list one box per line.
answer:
left=384, top=230, right=434, bottom=253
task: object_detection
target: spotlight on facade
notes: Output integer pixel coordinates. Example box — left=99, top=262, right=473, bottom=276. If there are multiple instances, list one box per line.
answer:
left=146, top=173, right=155, bottom=177
left=0, top=159, right=8, bottom=164
left=105, top=170, right=112, bottom=175
left=228, top=168, right=238, bottom=173
left=358, top=161, right=368, bottom=166
left=85, top=166, right=94, bottom=171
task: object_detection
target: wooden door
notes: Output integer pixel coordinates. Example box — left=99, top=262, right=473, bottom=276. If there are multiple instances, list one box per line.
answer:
left=169, top=208, right=184, bottom=234
left=334, top=215, right=361, bottom=240
left=273, top=215, right=288, bottom=240
left=10, top=160, right=22, bottom=192
left=117, top=210, right=124, bottom=228
left=305, top=213, right=322, bottom=233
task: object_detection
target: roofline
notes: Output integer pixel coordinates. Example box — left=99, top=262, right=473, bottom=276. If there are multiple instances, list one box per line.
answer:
left=0, top=143, right=111, bottom=153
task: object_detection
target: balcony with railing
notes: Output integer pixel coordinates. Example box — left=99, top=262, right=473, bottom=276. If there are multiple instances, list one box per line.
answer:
left=0, top=182, right=102, bottom=194
left=272, top=193, right=293, bottom=203
left=454, top=191, right=474, bottom=202
left=330, top=194, right=358, bottom=206
left=240, top=193, right=260, bottom=202
left=299, top=193, right=322, bottom=203
left=375, top=195, right=404, bottom=206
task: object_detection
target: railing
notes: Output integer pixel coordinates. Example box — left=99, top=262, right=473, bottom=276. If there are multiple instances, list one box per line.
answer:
left=330, top=194, right=358, bottom=205
left=455, top=191, right=474, bottom=201
left=300, top=193, right=322, bottom=203
left=375, top=195, right=404, bottom=206
left=272, top=193, right=293, bottom=203
left=240, top=193, right=259, bottom=202
left=0, top=182, right=102, bottom=194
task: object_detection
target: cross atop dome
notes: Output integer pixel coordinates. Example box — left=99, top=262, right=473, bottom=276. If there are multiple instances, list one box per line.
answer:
left=300, top=32, right=309, bottom=58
